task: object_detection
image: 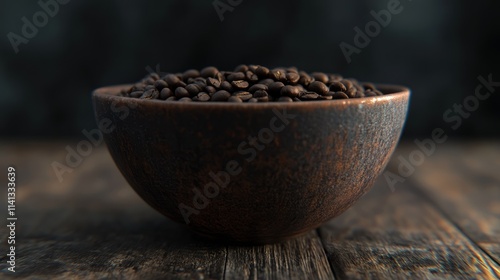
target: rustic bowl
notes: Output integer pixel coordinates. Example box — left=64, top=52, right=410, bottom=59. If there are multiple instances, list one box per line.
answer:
left=92, top=84, right=410, bottom=244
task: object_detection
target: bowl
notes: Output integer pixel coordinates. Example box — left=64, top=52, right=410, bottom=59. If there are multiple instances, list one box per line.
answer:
left=92, top=84, right=410, bottom=244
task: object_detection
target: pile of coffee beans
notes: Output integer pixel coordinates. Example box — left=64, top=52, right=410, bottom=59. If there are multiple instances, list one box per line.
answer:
left=121, top=65, right=384, bottom=102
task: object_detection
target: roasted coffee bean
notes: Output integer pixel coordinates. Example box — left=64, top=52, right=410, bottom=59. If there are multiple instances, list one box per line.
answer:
left=298, top=71, right=313, bottom=86
left=186, top=84, right=201, bottom=96
left=212, top=90, right=231, bottom=101
left=164, top=74, right=181, bottom=87
left=130, top=91, right=143, bottom=98
left=300, top=92, right=319, bottom=100
left=346, top=87, right=357, bottom=98
left=154, top=79, right=168, bottom=90
left=245, top=71, right=259, bottom=82
left=126, top=65, right=384, bottom=102
left=228, top=96, right=243, bottom=103
left=248, top=84, right=268, bottom=93
left=254, top=66, right=270, bottom=77
left=331, top=92, right=349, bottom=99
left=145, top=85, right=155, bottom=91
left=178, top=97, right=192, bottom=102
left=278, top=96, right=293, bottom=102
left=140, top=88, right=160, bottom=99
left=182, top=69, right=200, bottom=81
left=253, top=90, right=268, bottom=98
left=233, top=91, right=253, bottom=101
left=175, top=87, right=190, bottom=98
left=207, top=77, right=221, bottom=88
left=234, top=64, right=249, bottom=72
left=311, top=72, right=329, bottom=83
left=308, top=81, right=329, bottom=95
left=227, top=72, right=246, bottom=82
left=197, top=92, right=211, bottom=101
left=200, top=66, right=219, bottom=78
left=318, top=95, right=333, bottom=100
left=268, top=82, right=285, bottom=93
left=221, top=81, right=232, bottom=91
left=231, top=80, right=249, bottom=90
left=286, top=72, right=300, bottom=84
left=160, top=88, right=173, bottom=99
left=341, top=79, right=353, bottom=90
left=281, top=85, right=301, bottom=97
left=205, top=86, right=217, bottom=94
left=329, top=81, right=347, bottom=92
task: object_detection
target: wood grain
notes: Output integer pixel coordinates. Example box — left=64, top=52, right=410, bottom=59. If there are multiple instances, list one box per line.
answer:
left=319, top=176, right=500, bottom=279
left=409, top=142, right=500, bottom=266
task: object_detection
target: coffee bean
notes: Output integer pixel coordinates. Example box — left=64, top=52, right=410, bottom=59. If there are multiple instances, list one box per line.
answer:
left=175, top=87, right=190, bottom=98
left=233, top=91, right=253, bottom=101
left=164, top=74, right=181, bottom=87
left=318, top=95, right=333, bottom=100
left=300, top=92, right=319, bottom=100
left=207, top=77, right=221, bottom=88
left=255, top=66, right=270, bottom=77
left=154, top=79, right=168, bottom=90
left=341, top=79, right=353, bottom=90
left=278, top=96, right=293, bottom=102
left=308, top=81, right=329, bottom=95
left=253, top=90, right=268, bottom=98
left=311, top=72, right=329, bottom=83
left=246, top=71, right=259, bottom=82
left=130, top=91, right=143, bottom=98
left=329, top=81, right=346, bottom=92
left=248, top=84, right=268, bottom=93
left=182, top=69, right=200, bottom=81
left=286, top=72, right=300, bottom=84
left=281, top=85, right=302, bottom=97
left=228, top=96, right=243, bottom=103
left=205, top=86, right=217, bottom=94
left=346, top=87, right=357, bottom=98
left=160, top=88, right=173, bottom=99
left=221, top=81, right=232, bottom=91
left=231, top=80, right=249, bottom=90
left=200, top=66, right=219, bottom=78
left=140, top=88, right=159, bottom=99
left=298, top=71, right=313, bottom=86
left=127, top=65, right=384, bottom=102
left=268, top=82, right=285, bottom=93
left=197, top=92, right=211, bottom=102
left=177, top=97, right=191, bottom=102
left=234, top=64, right=249, bottom=72
left=227, top=72, right=246, bottom=82
left=331, top=92, right=349, bottom=99
left=212, top=90, right=231, bottom=101
left=186, top=84, right=201, bottom=96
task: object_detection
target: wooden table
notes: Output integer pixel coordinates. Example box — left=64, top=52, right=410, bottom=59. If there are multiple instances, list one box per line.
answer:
left=0, top=142, right=499, bottom=279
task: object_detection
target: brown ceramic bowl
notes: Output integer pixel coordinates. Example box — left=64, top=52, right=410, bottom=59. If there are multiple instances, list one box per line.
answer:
left=92, top=84, right=410, bottom=244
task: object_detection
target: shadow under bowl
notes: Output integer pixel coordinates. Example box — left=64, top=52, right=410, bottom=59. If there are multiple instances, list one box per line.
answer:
left=92, top=84, right=410, bottom=244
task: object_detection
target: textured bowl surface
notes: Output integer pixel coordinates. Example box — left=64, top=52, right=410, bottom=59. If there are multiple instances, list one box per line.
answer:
left=93, top=84, right=410, bottom=244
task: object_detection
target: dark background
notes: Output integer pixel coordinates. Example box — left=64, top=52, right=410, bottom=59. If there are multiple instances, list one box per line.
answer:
left=0, top=0, right=499, bottom=140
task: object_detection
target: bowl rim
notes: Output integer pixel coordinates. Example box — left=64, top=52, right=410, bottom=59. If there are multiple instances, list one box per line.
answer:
left=93, top=84, right=410, bottom=109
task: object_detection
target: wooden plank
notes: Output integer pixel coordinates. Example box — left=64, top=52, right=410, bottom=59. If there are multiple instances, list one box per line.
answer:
left=318, top=176, right=500, bottom=279
left=224, top=231, right=335, bottom=280
left=408, top=142, right=500, bottom=265
left=0, top=143, right=227, bottom=279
